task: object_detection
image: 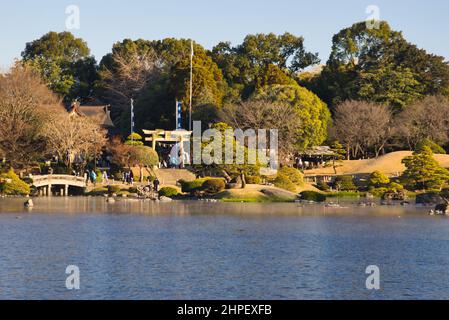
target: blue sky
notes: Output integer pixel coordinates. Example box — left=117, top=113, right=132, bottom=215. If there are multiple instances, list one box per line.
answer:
left=1, top=0, right=448, bottom=69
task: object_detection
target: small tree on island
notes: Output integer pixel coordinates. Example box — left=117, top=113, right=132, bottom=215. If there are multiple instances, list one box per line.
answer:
left=192, top=122, right=261, bottom=188
left=401, top=146, right=449, bottom=191
left=330, top=140, right=346, bottom=174
left=369, top=171, right=390, bottom=188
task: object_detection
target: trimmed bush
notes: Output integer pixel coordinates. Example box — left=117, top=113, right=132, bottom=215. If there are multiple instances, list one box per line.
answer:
left=369, top=171, right=390, bottom=187
left=274, top=173, right=296, bottom=192
left=87, top=187, right=108, bottom=196
left=334, top=175, right=357, bottom=191
left=159, top=187, right=179, bottom=198
left=300, top=191, right=326, bottom=202
left=125, top=133, right=144, bottom=146
left=246, top=176, right=262, bottom=185
left=316, top=181, right=330, bottom=191
left=128, top=187, right=138, bottom=194
left=0, top=170, right=30, bottom=196
left=279, top=166, right=304, bottom=186
left=107, top=185, right=121, bottom=194
left=388, top=182, right=404, bottom=191
left=180, top=179, right=205, bottom=193
left=201, top=179, right=226, bottom=194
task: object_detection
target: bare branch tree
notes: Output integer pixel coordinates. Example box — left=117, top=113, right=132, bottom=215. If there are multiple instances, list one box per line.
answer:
left=395, top=95, right=449, bottom=150
left=99, top=49, right=162, bottom=107
left=221, top=99, right=302, bottom=163
left=0, top=63, right=63, bottom=168
left=333, top=100, right=392, bottom=159
left=43, top=112, right=107, bottom=170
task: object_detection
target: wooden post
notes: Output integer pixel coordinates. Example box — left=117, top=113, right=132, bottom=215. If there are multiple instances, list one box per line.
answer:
left=48, top=184, right=52, bottom=197
left=65, top=184, right=69, bottom=196
left=152, top=134, right=157, bottom=150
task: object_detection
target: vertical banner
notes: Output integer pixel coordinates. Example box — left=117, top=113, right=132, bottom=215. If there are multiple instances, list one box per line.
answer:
left=130, top=98, right=135, bottom=135
left=176, top=101, right=183, bottom=130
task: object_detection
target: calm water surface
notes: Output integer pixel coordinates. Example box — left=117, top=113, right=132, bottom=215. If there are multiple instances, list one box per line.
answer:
left=0, top=197, right=448, bottom=300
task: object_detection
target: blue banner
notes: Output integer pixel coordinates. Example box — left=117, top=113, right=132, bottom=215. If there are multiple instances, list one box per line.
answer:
left=176, top=101, right=183, bottom=129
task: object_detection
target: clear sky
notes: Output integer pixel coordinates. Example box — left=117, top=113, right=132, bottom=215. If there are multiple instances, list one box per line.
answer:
left=1, top=0, right=448, bottom=69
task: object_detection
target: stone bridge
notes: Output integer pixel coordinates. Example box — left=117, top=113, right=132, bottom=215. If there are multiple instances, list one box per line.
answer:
left=32, top=175, right=86, bottom=196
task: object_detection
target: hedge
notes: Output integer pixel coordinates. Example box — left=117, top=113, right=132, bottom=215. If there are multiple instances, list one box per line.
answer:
left=274, top=173, right=296, bottom=192
left=300, top=191, right=326, bottom=202
left=0, top=170, right=30, bottom=196
left=246, top=176, right=262, bottom=184
left=180, top=179, right=206, bottom=193
left=159, top=187, right=179, bottom=198
left=279, top=167, right=304, bottom=186
left=201, top=179, right=226, bottom=194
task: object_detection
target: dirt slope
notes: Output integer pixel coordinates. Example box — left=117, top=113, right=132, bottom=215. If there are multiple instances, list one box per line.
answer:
left=304, top=151, right=449, bottom=176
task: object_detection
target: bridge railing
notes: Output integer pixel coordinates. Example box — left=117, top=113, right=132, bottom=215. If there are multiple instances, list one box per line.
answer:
left=32, top=174, right=86, bottom=186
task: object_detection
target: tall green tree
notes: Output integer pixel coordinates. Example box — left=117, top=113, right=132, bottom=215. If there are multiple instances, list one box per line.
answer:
left=97, top=38, right=226, bottom=134
left=315, top=21, right=449, bottom=111
left=22, top=31, right=97, bottom=102
left=210, top=32, right=319, bottom=101
left=254, top=84, right=331, bottom=151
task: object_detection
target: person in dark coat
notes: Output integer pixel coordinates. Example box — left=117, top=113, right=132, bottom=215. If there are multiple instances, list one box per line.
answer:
left=153, top=178, right=160, bottom=192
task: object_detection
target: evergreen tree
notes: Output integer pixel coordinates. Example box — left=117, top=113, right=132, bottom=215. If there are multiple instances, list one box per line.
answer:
left=369, top=171, right=390, bottom=188
left=401, top=146, right=449, bottom=191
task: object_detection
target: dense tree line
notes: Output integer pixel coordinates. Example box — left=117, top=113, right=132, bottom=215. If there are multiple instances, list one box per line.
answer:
left=8, top=20, right=449, bottom=165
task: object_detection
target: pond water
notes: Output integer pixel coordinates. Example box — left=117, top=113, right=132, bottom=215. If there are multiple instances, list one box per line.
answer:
left=0, top=197, right=448, bottom=300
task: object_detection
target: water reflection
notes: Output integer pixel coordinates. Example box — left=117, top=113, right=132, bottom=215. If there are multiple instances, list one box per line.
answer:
left=0, top=197, right=448, bottom=300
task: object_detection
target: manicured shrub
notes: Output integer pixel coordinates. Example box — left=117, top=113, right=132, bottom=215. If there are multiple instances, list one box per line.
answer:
left=128, top=187, right=138, bottom=194
left=316, top=181, right=330, bottom=191
left=279, top=166, right=304, bottom=186
left=334, top=175, right=357, bottom=191
left=300, top=191, right=326, bottom=202
left=201, top=179, right=226, bottom=194
left=125, top=133, right=144, bottom=146
left=369, top=171, right=390, bottom=187
left=180, top=179, right=205, bottom=193
left=159, top=187, right=179, bottom=198
left=0, top=170, right=30, bottom=196
left=388, top=182, right=404, bottom=191
left=274, top=173, right=296, bottom=192
left=246, top=176, right=262, bottom=185
left=107, top=185, right=121, bottom=194
left=87, top=187, right=108, bottom=196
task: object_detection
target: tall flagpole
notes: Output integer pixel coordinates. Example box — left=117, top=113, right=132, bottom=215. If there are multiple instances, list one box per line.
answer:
left=189, top=40, right=193, bottom=131
left=130, top=98, right=134, bottom=141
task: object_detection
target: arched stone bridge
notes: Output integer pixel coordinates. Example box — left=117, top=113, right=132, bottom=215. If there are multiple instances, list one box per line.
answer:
left=32, top=175, right=86, bottom=196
